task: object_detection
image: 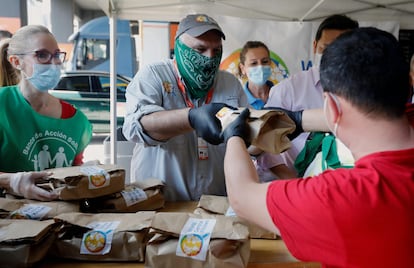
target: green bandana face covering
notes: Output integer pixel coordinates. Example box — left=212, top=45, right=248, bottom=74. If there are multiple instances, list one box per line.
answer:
left=174, top=38, right=222, bottom=99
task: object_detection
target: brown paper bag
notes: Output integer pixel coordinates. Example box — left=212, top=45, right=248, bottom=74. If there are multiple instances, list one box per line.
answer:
left=52, top=211, right=155, bottom=262
left=194, top=195, right=279, bottom=239
left=217, top=108, right=295, bottom=154
left=41, top=164, right=125, bottom=200
left=80, top=178, right=165, bottom=213
left=0, top=197, right=79, bottom=220
left=145, top=212, right=250, bottom=268
left=0, top=219, right=60, bottom=268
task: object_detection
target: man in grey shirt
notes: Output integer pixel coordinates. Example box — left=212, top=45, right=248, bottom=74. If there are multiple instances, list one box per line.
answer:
left=123, top=14, right=247, bottom=201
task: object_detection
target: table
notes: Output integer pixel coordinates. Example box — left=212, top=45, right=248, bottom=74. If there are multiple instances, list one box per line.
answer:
left=39, top=202, right=321, bottom=268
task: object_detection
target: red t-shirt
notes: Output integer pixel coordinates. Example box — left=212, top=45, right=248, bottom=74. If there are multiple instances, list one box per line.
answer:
left=266, top=106, right=414, bottom=267
left=60, top=100, right=84, bottom=165
left=60, top=100, right=76, bottom=119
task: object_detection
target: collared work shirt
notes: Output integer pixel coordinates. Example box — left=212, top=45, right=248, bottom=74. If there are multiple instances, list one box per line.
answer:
left=123, top=59, right=247, bottom=201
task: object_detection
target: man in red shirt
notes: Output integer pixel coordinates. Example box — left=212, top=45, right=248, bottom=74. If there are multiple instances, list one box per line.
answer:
left=222, top=27, right=414, bottom=267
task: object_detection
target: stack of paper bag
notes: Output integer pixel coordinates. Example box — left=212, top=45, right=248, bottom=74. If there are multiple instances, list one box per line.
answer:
left=0, top=219, right=60, bottom=267
left=0, top=197, right=79, bottom=220
left=52, top=211, right=155, bottom=262
left=194, top=195, right=279, bottom=239
left=145, top=212, right=250, bottom=268
left=41, top=164, right=125, bottom=200
left=79, top=179, right=165, bottom=213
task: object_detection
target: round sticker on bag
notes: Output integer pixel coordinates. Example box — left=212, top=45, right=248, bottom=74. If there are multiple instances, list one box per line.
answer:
left=90, top=174, right=106, bottom=187
left=83, top=230, right=106, bottom=253
left=180, top=233, right=203, bottom=256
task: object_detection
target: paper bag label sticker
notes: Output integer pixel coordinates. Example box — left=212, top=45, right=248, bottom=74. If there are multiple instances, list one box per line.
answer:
left=10, top=204, right=51, bottom=220
left=80, top=166, right=111, bottom=189
left=215, top=107, right=233, bottom=120
left=121, top=187, right=148, bottom=207
left=176, top=218, right=216, bottom=261
left=225, top=206, right=237, bottom=217
left=80, top=221, right=120, bottom=255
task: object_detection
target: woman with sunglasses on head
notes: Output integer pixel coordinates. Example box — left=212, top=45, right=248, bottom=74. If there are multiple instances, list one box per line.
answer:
left=0, top=25, right=92, bottom=201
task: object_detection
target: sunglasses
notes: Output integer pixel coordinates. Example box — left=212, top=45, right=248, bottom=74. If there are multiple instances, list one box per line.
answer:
left=16, top=49, right=66, bottom=64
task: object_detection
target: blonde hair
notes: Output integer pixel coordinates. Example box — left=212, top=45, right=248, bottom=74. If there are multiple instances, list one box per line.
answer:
left=7, top=25, right=52, bottom=55
left=0, top=25, right=53, bottom=87
left=0, top=38, right=19, bottom=86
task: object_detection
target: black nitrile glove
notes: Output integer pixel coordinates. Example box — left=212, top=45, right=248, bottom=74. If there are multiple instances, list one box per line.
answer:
left=265, top=107, right=303, bottom=140
left=188, top=103, right=235, bottom=145
left=220, top=108, right=251, bottom=147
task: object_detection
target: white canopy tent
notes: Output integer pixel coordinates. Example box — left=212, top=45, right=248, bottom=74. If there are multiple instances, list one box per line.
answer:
left=90, top=0, right=414, bottom=27
left=80, top=0, right=414, bottom=163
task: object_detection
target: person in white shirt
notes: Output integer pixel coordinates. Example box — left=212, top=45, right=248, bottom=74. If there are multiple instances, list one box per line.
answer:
left=265, top=14, right=358, bottom=175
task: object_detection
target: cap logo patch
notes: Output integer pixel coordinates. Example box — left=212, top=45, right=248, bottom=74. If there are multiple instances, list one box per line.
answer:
left=196, top=15, right=209, bottom=23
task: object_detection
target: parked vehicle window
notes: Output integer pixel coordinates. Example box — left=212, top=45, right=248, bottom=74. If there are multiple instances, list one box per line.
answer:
left=77, top=38, right=109, bottom=70
left=56, top=76, right=90, bottom=92
left=98, top=76, right=128, bottom=94
left=50, top=71, right=130, bottom=133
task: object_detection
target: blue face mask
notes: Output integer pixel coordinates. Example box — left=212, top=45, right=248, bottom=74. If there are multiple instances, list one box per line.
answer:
left=247, top=65, right=272, bottom=86
left=26, top=63, right=61, bottom=92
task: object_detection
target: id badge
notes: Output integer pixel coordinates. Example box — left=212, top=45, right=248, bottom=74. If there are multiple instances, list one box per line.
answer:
left=197, top=137, right=208, bottom=160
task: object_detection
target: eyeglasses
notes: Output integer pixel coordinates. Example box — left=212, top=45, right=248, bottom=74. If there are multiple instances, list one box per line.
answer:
left=16, top=49, right=66, bottom=64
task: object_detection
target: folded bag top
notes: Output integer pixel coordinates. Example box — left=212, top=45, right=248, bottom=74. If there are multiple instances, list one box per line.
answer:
left=218, top=108, right=295, bottom=154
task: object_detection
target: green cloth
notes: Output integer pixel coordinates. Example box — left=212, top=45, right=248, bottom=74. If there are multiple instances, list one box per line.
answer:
left=0, top=85, right=92, bottom=172
left=174, top=38, right=222, bottom=99
left=321, top=134, right=341, bottom=170
left=294, top=132, right=325, bottom=177
left=294, top=132, right=353, bottom=177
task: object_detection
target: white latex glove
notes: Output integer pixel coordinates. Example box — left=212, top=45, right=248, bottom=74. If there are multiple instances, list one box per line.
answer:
left=82, top=160, right=101, bottom=166
left=9, top=171, right=59, bottom=201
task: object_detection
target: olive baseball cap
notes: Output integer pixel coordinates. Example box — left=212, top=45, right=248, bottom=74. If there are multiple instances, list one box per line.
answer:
left=175, top=14, right=225, bottom=40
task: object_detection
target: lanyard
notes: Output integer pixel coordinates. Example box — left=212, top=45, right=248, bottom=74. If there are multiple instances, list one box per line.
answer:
left=174, top=61, right=214, bottom=108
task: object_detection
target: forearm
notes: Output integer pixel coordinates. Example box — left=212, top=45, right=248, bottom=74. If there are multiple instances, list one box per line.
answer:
left=301, top=108, right=329, bottom=132
left=224, top=137, right=260, bottom=216
left=224, top=137, right=280, bottom=234
left=225, top=138, right=260, bottom=186
left=140, top=108, right=193, bottom=141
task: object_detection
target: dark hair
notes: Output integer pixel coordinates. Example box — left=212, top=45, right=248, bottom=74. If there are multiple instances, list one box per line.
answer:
left=315, top=14, right=359, bottom=42
left=320, top=27, right=410, bottom=119
left=238, top=41, right=270, bottom=77
left=0, top=30, right=12, bottom=39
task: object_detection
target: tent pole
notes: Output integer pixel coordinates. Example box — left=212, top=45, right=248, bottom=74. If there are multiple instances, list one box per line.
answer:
left=300, top=0, right=325, bottom=22
left=109, top=2, right=118, bottom=164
